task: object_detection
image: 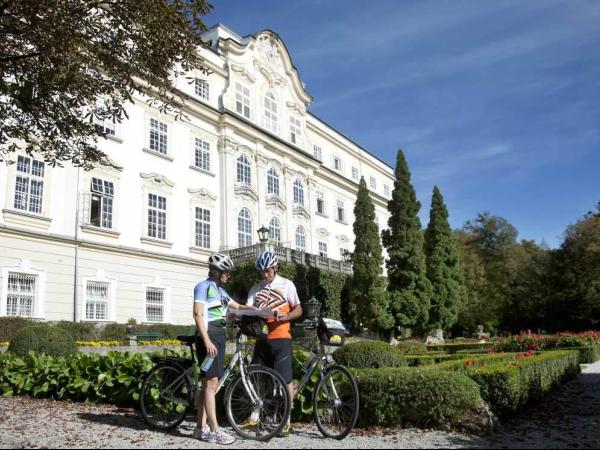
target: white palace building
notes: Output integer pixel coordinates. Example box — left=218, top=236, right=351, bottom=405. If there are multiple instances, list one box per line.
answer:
left=0, top=25, right=395, bottom=325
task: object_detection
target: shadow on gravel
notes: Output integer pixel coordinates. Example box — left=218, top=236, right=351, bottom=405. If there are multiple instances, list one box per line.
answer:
left=76, top=411, right=196, bottom=439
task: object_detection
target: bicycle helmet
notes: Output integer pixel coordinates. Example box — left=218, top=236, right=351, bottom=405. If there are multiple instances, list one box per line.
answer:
left=255, top=250, right=278, bottom=271
left=208, top=253, right=235, bottom=271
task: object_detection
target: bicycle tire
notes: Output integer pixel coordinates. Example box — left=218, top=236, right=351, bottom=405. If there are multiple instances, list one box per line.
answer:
left=139, top=363, right=192, bottom=430
left=225, top=365, right=291, bottom=441
left=312, top=364, right=359, bottom=440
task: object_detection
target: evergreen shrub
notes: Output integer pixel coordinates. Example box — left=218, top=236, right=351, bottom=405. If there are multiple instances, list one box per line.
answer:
left=334, top=341, right=407, bottom=369
left=9, top=325, right=77, bottom=358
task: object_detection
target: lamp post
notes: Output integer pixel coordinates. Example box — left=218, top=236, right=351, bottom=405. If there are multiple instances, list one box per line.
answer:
left=257, top=225, right=270, bottom=252
left=342, top=249, right=352, bottom=263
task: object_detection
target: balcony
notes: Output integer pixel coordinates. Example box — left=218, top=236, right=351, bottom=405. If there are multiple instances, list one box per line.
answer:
left=226, top=243, right=352, bottom=274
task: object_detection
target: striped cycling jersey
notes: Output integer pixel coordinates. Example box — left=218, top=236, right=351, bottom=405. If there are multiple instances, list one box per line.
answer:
left=247, top=275, right=300, bottom=340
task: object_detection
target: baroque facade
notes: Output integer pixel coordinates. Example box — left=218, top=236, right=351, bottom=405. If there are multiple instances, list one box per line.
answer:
left=0, top=25, right=395, bottom=325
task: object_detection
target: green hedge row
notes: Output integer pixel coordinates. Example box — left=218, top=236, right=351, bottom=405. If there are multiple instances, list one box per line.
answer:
left=0, top=317, right=195, bottom=342
left=426, top=342, right=493, bottom=354
left=546, top=346, right=600, bottom=364
left=431, top=351, right=581, bottom=416
left=334, top=341, right=407, bottom=369
left=356, top=368, right=484, bottom=429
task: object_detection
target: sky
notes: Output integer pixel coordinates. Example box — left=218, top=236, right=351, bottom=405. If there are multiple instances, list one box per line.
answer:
left=206, top=0, right=600, bottom=248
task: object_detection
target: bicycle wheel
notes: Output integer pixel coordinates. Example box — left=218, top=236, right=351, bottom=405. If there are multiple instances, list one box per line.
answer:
left=225, top=366, right=291, bottom=441
left=312, top=365, right=359, bottom=440
left=139, top=364, right=192, bottom=430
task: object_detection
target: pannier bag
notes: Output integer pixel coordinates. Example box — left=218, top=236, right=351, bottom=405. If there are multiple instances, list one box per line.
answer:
left=318, top=318, right=349, bottom=347
left=240, top=315, right=269, bottom=339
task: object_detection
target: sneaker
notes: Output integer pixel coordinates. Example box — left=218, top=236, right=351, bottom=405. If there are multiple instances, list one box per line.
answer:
left=278, top=423, right=293, bottom=437
left=205, top=428, right=236, bottom=445
left=239, top=418, right=259, bottom=430
left=192, top=425, right=210, bottom=440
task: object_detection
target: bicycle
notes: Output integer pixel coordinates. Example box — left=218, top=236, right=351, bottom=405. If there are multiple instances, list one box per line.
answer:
left=293, top=317, right=360, bottom=440
left=139, top=320, right=291, bottom=441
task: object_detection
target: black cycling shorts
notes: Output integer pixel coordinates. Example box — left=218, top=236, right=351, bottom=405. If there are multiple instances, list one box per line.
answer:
left=195, top=331, right=226, bottom=380
left=251, top=338, right=293, bottom=384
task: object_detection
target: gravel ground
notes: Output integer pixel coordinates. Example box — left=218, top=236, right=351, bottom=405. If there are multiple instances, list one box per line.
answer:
left=2, top=361, right=600, bottom=449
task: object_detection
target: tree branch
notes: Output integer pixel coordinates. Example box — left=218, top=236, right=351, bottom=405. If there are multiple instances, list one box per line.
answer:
left=0, top=52, right=41, bottom=63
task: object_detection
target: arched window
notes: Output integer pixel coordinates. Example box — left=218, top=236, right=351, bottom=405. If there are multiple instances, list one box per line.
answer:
left=238, top=209, right=253, bottom=247
left=237, top=155, right=252, bottom=185
left=269, top=217, right=281, bottom=245
left=264, top=92, right=278, bottom=133
left=295, top=225, right=306, bottom=252
left=293, top=179, right=304, bottom=206
left=267, top=168, right=279, bottom=197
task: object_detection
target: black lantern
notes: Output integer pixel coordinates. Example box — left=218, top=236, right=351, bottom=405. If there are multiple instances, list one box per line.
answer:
left=342, top=249, right=352, bottom=263
left=305, top=296, right=322, bottom=321
left=257, top=225, right=270, bottom=243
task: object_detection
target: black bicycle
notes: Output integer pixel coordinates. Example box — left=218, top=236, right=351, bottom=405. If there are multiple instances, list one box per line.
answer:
left=139, top=321, right=291, bottom=441
left=294, top=318, right=360, bottom=440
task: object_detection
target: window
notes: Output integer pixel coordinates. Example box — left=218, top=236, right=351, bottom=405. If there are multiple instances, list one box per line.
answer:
left=149, top=118, right=168, bottom=154
left=90, top=178, right=114, bottom=229
left=264, top=92, right=278, bottom=133
left=316, top=191, right=326, bottom=215
left=237, top=155, right=252, bottom=185
left=334, top=156, right=342, bottom=172
left=319, top=242, right=328, bottom=258
left=195, top=79, right=209, bottom=100
left=313, top=145, right=322, bottom=161
left=293, top=180, right=304, bottom=206
left=289, top=116, right=302, bottom=146
left=337, top=200, right=345, bottom=222
left=238, top=209, right=253, bottom=247
left=235, top=82, right=251, bottom=119
left=352, top=166, right=359, bottom=181
left=269, top=218, right=281, bottom=245
left=195, top=207, right=211, bottom=249
left=384, top=184, right=390, bottom=197
left=148, top=194, right=167, bottom=240
left=146, top=287, right=165, bottom=323
left=267, top=168, right=280, bottom=197
left=6, top=273, right=36, bottom=317
left=370, top=176, right=377, bottom=190
left=85, top=281, right=109, bottom=320
left=194, top=138, right=210, bottom=172
left=14, top=155, right=45, bottom=214
left=295, top=226, right=306, bottom=252
left=94, top=116, right=116, bottom=136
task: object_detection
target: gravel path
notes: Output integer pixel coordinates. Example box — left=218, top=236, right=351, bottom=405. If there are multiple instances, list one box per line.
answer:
left=2, top=361, right=600, bottom=449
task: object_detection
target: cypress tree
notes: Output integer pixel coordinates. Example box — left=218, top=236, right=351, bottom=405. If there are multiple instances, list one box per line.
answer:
left=424, top=186, right=465, bottom=331
left=382, top=149, right=432, bottom=331
left=348, top=177, right=394, bottom=333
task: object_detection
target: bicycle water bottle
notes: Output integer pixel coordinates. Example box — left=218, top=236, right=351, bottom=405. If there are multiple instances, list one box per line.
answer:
left=201, top=356, right=214, bottom=372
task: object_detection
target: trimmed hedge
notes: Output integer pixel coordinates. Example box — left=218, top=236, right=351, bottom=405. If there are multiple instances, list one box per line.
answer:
left=9, top=325, right=77, bottom=358
left=427, top=342, right=492, bottom=354
left=356, top=368, right=483, bottom=428
left=547, top=346, right=600, bottom=364
left=431, top=351, right=581, bottom=416
left=395, top=340, right=428, bottom=355
left=334, top=341, right=407, bottom=369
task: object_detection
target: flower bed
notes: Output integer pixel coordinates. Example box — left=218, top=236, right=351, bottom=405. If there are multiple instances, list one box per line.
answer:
left=493, top=331, right=600, bottom=352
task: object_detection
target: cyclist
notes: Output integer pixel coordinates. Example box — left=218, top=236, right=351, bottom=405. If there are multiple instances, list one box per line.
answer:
left=193, top=252, right=260, bottom=445
left=245, top=250, right=303, bottom=435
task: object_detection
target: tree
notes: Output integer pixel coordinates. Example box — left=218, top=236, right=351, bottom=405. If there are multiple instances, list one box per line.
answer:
left=1, top=0, right=211, bottom=169
left=381, top=149, right=432, bottom=332
left=551, top=205, right=600, bottom=330
left=424, top=186, right=465, bottom=331
left=348, top=177, right=393, bottom=333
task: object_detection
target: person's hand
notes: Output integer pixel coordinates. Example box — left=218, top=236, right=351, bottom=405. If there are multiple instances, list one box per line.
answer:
left=276, top=312, right=290, bottom=322
left=206, top=341, right=217, bottom=358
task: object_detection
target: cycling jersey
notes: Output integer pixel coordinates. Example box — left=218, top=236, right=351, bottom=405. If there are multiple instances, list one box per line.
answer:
left=193, top=279, right=233, bottom=334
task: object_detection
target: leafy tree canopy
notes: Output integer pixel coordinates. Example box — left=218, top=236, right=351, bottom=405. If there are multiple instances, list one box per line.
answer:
left=1, top=0, right=211, bottom=169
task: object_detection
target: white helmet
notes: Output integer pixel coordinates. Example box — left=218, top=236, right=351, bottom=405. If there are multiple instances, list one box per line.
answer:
left=255, top=251, right=278, bottom=271
left=208, top=253, right=234, bottom=272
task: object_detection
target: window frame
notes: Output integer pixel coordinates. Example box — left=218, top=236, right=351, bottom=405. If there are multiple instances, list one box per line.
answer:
left=89, top=177, right=115, bottom=229
left=195, top=78, right=210, bottom=101
left=267, top=167, right=280, bottom=197
left=235, top=82, right=251, bottom=119
left=13, top=155, right=45, bottom=215
left=147, top=193, right=167, bottom=241
left=194, top=207, right=211, bottom=249
left=238, top=209, right=253, bottom=248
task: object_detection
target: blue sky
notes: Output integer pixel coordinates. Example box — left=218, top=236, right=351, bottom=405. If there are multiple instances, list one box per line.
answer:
left=207, top=0, right=600, bottom=248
